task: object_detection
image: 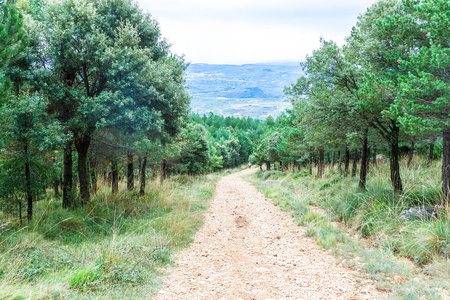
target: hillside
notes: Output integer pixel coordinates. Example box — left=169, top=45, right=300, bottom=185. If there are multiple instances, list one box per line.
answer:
left=185, top=63, right=303, bottom=119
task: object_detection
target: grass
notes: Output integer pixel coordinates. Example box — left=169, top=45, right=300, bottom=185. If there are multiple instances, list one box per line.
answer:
left=248, top=157, right=450, bottom=299
left=0, top=170, right=234, bottom=299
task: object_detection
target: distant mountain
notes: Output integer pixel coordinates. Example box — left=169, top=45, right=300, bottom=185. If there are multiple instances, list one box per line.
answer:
left=220, top=87, right=273, bottom=99
left=185, top=62, right=303, bottom=119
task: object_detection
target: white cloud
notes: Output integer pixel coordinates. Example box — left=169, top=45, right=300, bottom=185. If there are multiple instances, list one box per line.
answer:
left=137, top=0, right=378, bottom=64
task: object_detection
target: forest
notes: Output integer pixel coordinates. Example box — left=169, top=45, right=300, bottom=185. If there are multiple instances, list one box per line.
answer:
left=0, top=0, right=270, bottom=222
left=250, top=0, right=450, bottom=204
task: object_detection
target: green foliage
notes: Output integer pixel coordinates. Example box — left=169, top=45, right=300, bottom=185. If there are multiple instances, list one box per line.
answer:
left=179, top=123, right=210, bottom=174
left=33, top=0, right=190, bottom=204
left=393, top=0, right=450, bottom=134
left=0, top=94, right=65, bottom=222
left=188, top=113, right=269, bottom=172
left=0, top=0, right=28, bottom=98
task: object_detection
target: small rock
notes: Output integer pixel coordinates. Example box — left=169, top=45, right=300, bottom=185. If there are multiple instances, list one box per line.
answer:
left=398, top=206, right=439, bottom=221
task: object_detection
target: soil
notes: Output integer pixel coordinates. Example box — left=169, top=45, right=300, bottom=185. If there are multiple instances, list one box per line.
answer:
left=155, top=168, right=385, bottom=299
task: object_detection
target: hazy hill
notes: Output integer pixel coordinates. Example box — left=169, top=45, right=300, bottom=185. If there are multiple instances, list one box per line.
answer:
left=185, top=63, right=303, bottom=119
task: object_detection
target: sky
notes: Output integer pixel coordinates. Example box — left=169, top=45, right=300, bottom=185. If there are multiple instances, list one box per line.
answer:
left=136, top=0, right=378, bottom=65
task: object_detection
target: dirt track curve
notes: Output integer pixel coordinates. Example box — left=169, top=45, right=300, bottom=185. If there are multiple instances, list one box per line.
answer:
left=155, top=168, right=383, bottom=299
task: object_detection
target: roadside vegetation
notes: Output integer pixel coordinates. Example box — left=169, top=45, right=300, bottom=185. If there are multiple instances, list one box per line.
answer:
left=249, top=156, right=450, bottom=299
left=0, top=171, right=231, bottom=299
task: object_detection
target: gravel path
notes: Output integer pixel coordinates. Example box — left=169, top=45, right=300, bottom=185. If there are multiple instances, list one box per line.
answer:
left=155, top=168, right=383, bottom=299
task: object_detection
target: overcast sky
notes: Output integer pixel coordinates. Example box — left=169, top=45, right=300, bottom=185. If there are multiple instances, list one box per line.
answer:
left=136, top=0, right=378, bottom=65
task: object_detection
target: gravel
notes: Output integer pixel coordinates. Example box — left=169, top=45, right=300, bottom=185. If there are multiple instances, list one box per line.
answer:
left=155, top=168, right=385, bottom=299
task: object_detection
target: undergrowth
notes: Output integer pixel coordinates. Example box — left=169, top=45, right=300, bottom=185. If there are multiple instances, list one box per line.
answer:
left=249, top=157, right=450, bottom=299
left=0, top=171, right=225, bottom=299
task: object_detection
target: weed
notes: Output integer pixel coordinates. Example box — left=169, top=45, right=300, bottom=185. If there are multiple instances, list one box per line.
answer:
left=319, top=182, right=331, bottom=190
left=150, top=245, right=172, bottom=264
left=69, top=264, right=101, bottom=290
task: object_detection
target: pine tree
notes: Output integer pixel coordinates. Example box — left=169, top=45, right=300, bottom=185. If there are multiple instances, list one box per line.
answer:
left=0, top=0, right=28, bottom=97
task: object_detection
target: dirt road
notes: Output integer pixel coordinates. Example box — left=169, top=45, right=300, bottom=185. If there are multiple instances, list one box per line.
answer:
left=156, top=168, right=383, bottom=299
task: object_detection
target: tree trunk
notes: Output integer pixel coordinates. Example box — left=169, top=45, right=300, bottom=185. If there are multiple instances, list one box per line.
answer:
left=160, top=159, right=166, bottom=184
left=407, top=140, right=415, bottom=168
left=441, top=129, right=450, bottom=207
left=389, top=122, right=403, bottom=194
left=309, top=151, right=313, bottom=175
left=63, top=140, right=73, bottom=208
left=338, top=151, right=342, bottom=176
left=279, top=161, right=283, bottom=171
left=111, top=160, right=118, bottom=194
left=52, top=157, right=60, bottom=199
left=89, top=159, right=97, bottom=195
left=138, top=156, right=142, bottom=181
left=359, top=129, right=369, bottom=190
left=317, top=147, right=324, bottom=178
left=53, top=178, right=60, bottom=199
left=266, top=162, right=271, bottom=171
left=18, top=199, right=22, bottom=226
left=352, top=150, right=357, bottom=178
left=428, top=138, right=436, bottom=167
left=140, top=156, right=147, bottom=196
left=75, top=135, right=91, bottom=205
left=127, top=153, right=134, bottom=191
left=24, top=144, right=33, bottom=221
left=344, top=146, right=350, bottom=177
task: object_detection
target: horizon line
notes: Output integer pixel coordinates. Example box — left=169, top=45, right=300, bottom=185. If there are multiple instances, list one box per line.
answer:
left=187, top=60, right=301, bottom=66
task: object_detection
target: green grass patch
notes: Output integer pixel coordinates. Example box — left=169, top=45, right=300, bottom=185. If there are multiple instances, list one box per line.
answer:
left=0, top=172, right=222, bottom=299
